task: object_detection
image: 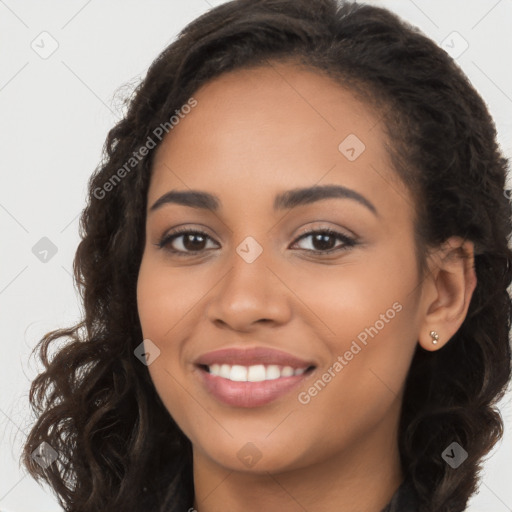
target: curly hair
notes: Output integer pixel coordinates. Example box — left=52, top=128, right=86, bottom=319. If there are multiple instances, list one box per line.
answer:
left=20, top=1, right=512, bottom=511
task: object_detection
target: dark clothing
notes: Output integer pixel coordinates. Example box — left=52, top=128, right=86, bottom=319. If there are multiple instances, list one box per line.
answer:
left=380, top=476, right=421, bottom=512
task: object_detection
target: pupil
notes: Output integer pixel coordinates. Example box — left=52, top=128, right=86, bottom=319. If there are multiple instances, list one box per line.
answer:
left=184, top=234, right=206, bottom=251
left=313, top=233, right=334, bottom=251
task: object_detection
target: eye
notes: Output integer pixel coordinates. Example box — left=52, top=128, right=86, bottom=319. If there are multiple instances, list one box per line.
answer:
left=155, top=227, right=357, bottom=256
left=155, top=228, right=218, bottom=256
left=290, top=228, right=357, bottom=254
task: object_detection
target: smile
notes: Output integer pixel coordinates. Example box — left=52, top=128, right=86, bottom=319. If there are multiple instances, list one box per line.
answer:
left=206, top=363, right=309, bottom=381
left=194, top=346, right=317, bottom=407
left=196, top=363, right=315, bottom=408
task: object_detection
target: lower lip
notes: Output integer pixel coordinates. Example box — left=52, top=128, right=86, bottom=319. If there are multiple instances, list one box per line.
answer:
left=197, top=366, right=313, bottom=408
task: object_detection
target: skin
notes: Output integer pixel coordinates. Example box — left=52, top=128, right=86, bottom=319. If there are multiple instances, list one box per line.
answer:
left=136, top=61, right=477, bottom=512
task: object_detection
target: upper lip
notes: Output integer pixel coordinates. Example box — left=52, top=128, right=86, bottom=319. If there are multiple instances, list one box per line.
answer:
left=195, top=347, right=316, bottom=370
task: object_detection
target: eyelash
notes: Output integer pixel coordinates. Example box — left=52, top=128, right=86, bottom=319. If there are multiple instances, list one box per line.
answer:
left=155, top=226, right=358, bottom=257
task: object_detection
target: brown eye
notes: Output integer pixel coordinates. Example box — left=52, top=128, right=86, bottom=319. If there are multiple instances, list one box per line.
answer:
left=157, top=229, right=218, bottom=255
left=291, top=229, right=356, bottom=254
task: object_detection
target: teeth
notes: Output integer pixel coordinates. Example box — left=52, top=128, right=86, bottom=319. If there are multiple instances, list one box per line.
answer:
left=281, top=366, right=294, bottom=377
left=247, top=364, right=266, bottom=382
left=219, top=364, right=231, bottom=379
left=207, top=363, right=308, bottom=381
left=230, top=365, right=247, bottom=381
left=266, top=365, right=281, bottom=380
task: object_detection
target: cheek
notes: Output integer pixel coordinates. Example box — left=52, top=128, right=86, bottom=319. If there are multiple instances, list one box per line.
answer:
left=136, top=255, right=206, bottom=342
left=291, top=241, right=420, bottom=406
left=136, top=257, right=202, bottom=438
left=290, top=244, right=419, bottom=350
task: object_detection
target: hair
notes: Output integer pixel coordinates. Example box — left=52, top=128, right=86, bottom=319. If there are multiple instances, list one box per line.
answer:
left=20, top=1, right=512, bottom=511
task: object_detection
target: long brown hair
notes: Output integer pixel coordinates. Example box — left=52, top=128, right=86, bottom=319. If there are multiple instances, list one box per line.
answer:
left=21, top=1, right=512, bottom=511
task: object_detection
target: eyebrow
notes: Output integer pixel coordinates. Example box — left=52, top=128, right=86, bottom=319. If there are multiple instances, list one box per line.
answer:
left=149, top=184, right=378, bottom=216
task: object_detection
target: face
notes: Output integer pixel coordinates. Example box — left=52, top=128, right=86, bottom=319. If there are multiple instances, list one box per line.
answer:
left=136, top=62, right=425, bottom=474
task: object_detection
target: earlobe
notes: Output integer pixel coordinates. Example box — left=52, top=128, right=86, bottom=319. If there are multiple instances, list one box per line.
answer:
left=417, top=237, right=477, bottom=352
left=418, top=329, right=442, bottom=352
left=429, top=330, right=439, bottom=345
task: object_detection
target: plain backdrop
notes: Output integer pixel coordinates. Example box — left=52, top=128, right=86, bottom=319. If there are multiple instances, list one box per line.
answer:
left=1, top=1, right=511, bottom=511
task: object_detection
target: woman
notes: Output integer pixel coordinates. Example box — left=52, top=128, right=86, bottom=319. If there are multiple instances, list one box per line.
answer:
left=21, top=1, right=512, bottom=511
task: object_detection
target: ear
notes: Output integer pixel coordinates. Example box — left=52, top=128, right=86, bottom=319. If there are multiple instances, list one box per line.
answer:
left=417, top=237, right=477, bottom=352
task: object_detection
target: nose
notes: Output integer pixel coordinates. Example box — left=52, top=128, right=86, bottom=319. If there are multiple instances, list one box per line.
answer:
left=206, top=246, right=292, bottom=332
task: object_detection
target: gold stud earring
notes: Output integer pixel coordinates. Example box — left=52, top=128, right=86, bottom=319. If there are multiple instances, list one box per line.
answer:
left=430, top=330, right=439, bottom=345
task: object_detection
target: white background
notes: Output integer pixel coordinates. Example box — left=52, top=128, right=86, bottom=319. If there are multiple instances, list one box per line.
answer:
left=1, top=1, right=511, bottom=511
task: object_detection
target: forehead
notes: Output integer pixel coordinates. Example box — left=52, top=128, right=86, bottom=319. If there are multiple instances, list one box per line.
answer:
left=149, top=62, right=409, bottom=218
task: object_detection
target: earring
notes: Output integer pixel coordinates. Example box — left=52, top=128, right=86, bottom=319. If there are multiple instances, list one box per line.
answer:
left=430, top=330, right=439, bottom=345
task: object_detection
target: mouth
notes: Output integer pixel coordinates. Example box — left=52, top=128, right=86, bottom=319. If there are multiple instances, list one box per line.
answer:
left=194, top=346, right=317, bottom=408
left=195, top=361, right=316, bottom=408
left=200, top=363, right=315, bottom=381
